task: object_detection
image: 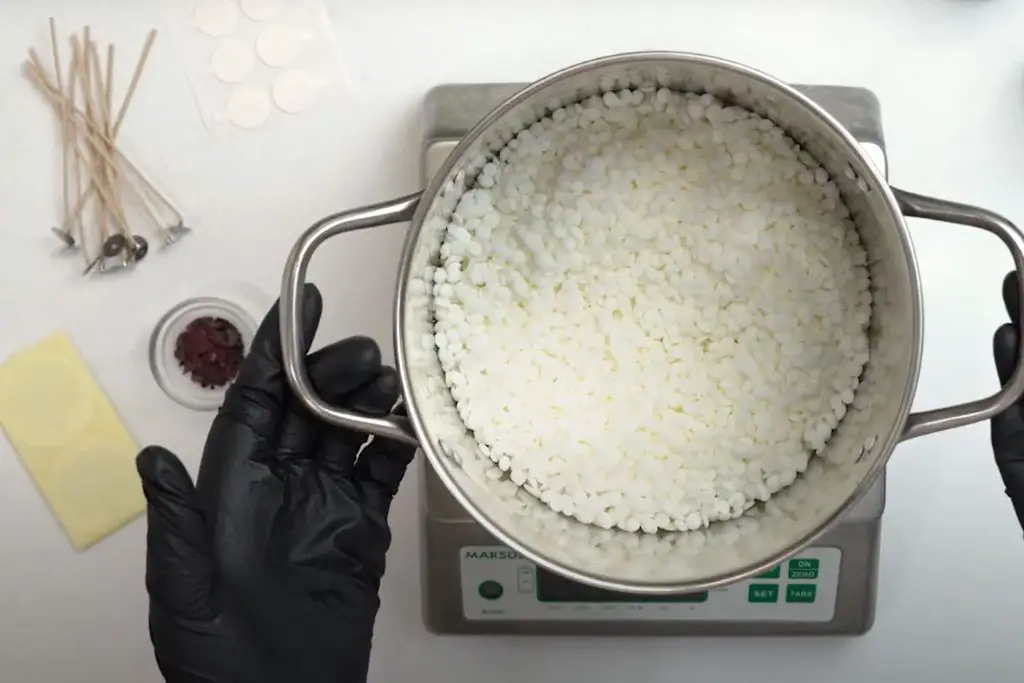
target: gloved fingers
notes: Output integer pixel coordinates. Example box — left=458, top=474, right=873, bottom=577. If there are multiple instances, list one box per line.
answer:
left=136, top=446, right=215, bottom=620
left=221, top=284, right=323, bottom=439
left=348, top=366, right=401, bottom=415
left=993, top=322, right=1021, bottom=448
left=351, top=372, right=415, bottom=514
left=991, top=323, right=1024, bottom=457
left=318, top=367, right=401, bottom=479
left=276, top=336, right=384, bottom=459
left=1003, top=271, right=1021, bottom=328
left=999, top=461, right=1024, bottom=533
left=353, top=434, right=417, bottom=516
left=991, top=280, right=1024, bottom=536
left=993, top=322, right=1018, bottom=387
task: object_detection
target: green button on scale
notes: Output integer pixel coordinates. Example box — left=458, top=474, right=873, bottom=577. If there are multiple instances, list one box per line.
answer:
left=788, top=558, right=819, bottom=580
left=478, top=580, right=504, bottom=601
left=786, top=584, right=817, bottom=603
left=748, top=584, right=779, bottom=603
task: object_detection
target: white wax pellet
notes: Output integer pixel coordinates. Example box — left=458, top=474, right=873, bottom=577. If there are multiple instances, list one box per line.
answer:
left=427, top=86, right=871, bottom=534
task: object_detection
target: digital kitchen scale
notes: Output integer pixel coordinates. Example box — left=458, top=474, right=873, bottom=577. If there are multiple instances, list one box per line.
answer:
left=420, top=83, right=888, bottom=636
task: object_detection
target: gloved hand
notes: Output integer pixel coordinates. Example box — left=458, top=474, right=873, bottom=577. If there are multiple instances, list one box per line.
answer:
left=136, top=284, right=415, bottom=683
left=991, top=271, right=1024, bottom=533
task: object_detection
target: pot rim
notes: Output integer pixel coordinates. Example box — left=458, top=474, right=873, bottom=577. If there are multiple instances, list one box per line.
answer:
left=394, top=50, right=922, bottom=594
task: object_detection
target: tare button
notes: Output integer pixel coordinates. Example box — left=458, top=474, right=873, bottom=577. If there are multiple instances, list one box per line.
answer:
left=788, top=558, right=819, bottom=579
left=786, top=584, right=817, bottom=603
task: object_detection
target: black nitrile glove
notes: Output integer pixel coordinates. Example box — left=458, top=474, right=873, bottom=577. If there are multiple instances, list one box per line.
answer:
left=136, top=284, right=415, bottom=683
left=991, top=271, right=1024, bottom=533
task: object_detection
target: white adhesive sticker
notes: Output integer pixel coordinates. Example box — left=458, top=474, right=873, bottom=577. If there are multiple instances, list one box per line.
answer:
left=167, top=0, right=347, bottom=132
left=222, top=86, right=271, bottom=129
left=193, top=0, right=240, bottom=37
left=256, top=26, right=310, bottom=68
left=272, top=69, right=327, bottom=113
left=240, top=0, right=282, bottom=21
left=210, top=40, right=256, bottom=83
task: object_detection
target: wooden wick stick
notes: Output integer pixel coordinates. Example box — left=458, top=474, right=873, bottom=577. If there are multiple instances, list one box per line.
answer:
left=65, top=40, right=90, bottom=264
left=104, top=44, right=114, bottom=137
left=25, top=51, right=131, bottom=240
left=116, top=149, right=184, bottom=224
left=64, top=36, right=93, bottom=250
left=103, top=30, right=176, bottom=228
left=65, top=44, right=88, bottom=262
left=26, top=44, right=181, bottom=231
left=48, top=18, right=71, bottom=238
left=104, top=43, right=130, bottom=238
left=126, top=168, right=166, bottom=230
left=56, top=34, right=102, bottom=230
left=76, top=30, right=107, bottom=248
left=89, top=40, right=130, bottom=239
left=65, top=45, right=89, bottom=264
left=112, top=30, right=156, bottom=135
left=29, top=58, right=165, bottom=232
left=83, top=37, right=109, bottom=243
left=46, top=30, right=170, bottom=229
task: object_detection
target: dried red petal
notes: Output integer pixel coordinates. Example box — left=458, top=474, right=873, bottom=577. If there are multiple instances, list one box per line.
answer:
left=174, top=316, right=246, bottom=389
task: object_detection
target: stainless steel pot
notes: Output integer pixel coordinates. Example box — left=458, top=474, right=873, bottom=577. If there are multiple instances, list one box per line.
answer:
left=280, top=52, right=1024, bottom=594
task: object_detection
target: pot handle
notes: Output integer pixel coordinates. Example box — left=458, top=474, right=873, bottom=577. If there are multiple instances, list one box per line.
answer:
left=280, top=193, right=423, bottom=447
left=895, top=188, right=1024, bottom=441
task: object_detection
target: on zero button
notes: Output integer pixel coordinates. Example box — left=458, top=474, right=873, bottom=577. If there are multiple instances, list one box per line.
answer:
left=478, top=580, right=504, bottom=601
left=788, top=558, right=820, bottom=580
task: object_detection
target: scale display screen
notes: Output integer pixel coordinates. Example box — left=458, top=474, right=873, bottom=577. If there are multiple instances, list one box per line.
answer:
left=535, top=568, right=708, bottom=603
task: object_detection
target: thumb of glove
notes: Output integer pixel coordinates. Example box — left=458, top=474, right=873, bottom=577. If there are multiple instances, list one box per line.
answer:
left=137, top=446, right=215, bottom=619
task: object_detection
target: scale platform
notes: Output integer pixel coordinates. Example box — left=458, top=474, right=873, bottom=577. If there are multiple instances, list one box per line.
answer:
left=420, top=82, right=888, bottom=636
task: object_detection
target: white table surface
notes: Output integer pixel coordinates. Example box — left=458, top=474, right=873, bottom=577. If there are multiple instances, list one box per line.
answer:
left=2, top=0, right=1024, bottom=680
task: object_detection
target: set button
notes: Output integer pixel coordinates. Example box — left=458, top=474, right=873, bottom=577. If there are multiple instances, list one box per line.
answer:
left=748, top=584, right=779, bottom=603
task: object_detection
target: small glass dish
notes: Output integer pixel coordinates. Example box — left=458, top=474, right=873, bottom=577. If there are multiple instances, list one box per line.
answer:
left=149, top=297, right=258, bottom=411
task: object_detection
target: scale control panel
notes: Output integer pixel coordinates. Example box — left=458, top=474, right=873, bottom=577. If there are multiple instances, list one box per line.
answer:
left=461, top=546, right=841, bottom=622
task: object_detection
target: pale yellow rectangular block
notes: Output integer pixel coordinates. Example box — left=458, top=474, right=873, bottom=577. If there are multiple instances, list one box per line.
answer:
left=0, top=331, right=144, bottom=550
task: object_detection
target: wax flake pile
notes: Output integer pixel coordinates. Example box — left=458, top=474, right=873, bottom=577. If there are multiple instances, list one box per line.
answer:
left=427, top=88, right=872, bottom=535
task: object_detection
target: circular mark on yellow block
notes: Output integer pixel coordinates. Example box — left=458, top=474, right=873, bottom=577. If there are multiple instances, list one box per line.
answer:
left=56, top=447, right=141, bottom=527
left=0, top=356, right=94, bottom=448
